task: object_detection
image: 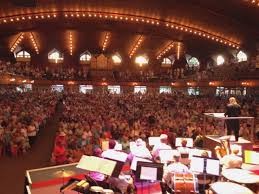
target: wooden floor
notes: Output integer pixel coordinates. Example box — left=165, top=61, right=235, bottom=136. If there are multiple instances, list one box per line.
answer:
left=0, top=104, right=62, bottom=194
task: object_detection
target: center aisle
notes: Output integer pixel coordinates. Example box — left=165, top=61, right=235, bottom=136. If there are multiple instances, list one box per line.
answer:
left=0, top=102, right=63, bottom=194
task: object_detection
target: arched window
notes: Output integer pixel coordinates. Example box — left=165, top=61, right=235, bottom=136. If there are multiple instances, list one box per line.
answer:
left=162, top=58, right=172, bottom=65
left=80, top=51, right=92, bottom=64
left=216, top=55, right=225, bottom=66
left=237, top=51, right=247, bottom=62
left=15, top=50, right=31, bottom=62
left=135, top=55, right=149, bottom=67
left=112, top=53, right=122, bottom=64
left=48, top=49, right=64, bottom=63
left=188, top=57, right=200, bottom=67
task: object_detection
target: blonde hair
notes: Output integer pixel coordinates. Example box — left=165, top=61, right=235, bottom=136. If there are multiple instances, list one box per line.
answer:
left=229, top=97, right=237, bottom=105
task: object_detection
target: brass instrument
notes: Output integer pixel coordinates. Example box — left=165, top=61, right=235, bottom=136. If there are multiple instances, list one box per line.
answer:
left=215, top=136, right=231, bottom=159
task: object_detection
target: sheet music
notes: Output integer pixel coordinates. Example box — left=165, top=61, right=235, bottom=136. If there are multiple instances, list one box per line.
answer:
left=148, top=137, right=161, bottom=146
left=77, top=155, right=116, bottom=176
left=115, top=143, right=122, bottom=151
left=140, top=167, right=157, bottom=181
left=159, top=149, right=178, bottom=163
left=104, top=150, right=128, bottom=162
left=130, top=156, right=152, bottom=171
left=129, top=142, right=136, bottom=152
left=190, top=156, right=204, bottom=173
left=206, top=158, right=220, bottom=176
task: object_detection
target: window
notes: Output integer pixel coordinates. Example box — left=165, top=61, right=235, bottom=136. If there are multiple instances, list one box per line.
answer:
left=159, top=86, right=172, bottom=94
left=162, top=58, right=172, bottom=65
left=108, top=85, right=121, bottom=94
left=216, top=87, right=246, bottom=96
left=161, top=58, right=172, bottom=67
left=112, top=53, right=122, bottom=64
left=188, top=57, right=200, bottom=67
left=237, top=51, right=247, bottom=62
left=79, top=85, right=93, bottom=94
left=15, top=84, right=32, bottom=92
left=216, top=87, right=225, bottom=96
left=135, top=55, right=149, bottom=67
left=134, top=86, right=147, bottom=94
left=24, top=84, right=32, bottom=92
left=15, top=50, right=31, bottom=62
left=80, top=51, right=92, bottom=63
left=51, top=85, right=64, bottom=92
left=216, top=55, right=225, bottom=66
left=48, top=49, right=64, bottom=63
left=16, top=50, right=31, bottom=58
left=187, top=87, right=200, bottom=95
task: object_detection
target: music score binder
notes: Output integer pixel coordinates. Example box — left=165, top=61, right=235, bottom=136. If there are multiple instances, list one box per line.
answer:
left=76, top=155, right=116, bottom=176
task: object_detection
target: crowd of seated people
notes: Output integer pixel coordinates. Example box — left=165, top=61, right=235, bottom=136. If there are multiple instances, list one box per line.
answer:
left=0, top=89, right=58, bottom=157
left=1, top=59, right=257, bottom=82
left=189, top=61, right=257, bottom=81
left=51, top=91, right=256, bottom=165
left=0, top=61, right=89, bottom=81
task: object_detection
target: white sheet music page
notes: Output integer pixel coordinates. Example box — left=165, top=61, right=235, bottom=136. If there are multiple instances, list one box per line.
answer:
left=140, top=167, right=157, bottom=181
left=130, top=156, right=152, bottom=171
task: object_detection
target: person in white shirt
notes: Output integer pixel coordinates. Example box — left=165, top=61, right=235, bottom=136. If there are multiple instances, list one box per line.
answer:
left=177, top=139, right=191, bottom=165
left=152, top=134, right=172, bottom=159
left=219, top=145, right=243, bottom=169
left=129, top=138, right=152, bottom=161
left=161, top=152, right=190, bottom=194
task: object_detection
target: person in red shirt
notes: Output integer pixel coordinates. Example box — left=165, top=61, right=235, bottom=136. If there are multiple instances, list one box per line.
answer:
left=53, top=140, right=67, bottom=165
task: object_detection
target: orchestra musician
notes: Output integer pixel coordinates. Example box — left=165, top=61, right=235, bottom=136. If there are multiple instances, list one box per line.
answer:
left=225, top=97, right=241, bottom=142
left=101, top=139, right=135, bottom=194
left=128, top=138, right=152, bottom=161
left=215, top=143, right=243, bottom=169
left=152, top=134, right=172, bottom=160
left=177, top=139, right=191, bottom=166
left=101, top=139, right=119, bottom=158
left=161, top=151, right=190, bottom=194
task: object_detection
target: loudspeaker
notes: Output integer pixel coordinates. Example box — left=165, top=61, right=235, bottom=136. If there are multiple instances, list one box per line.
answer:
left=11, top=0, right=36, bottom=7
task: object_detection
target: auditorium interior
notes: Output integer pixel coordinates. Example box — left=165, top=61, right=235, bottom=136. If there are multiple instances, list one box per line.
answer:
left=0, top=0, right=259, bottom=194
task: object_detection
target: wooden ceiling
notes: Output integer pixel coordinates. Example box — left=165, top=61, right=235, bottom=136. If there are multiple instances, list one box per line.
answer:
left=0, top=0, right=258, bottom=61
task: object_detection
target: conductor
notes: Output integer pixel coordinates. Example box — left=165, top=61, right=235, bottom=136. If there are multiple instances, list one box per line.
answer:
left=224, top=97, right=241, bottom=142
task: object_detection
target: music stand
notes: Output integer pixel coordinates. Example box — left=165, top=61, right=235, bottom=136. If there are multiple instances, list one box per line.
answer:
left=190, top=155, right=221, bottom=192
left=135, top=161, right=164, bottom=182
left=135, top=161, right=164, bottom=194
left=102, top=151, right=128, bottom=178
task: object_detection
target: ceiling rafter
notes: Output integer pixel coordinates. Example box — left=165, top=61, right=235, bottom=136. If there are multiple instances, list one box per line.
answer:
left=102, top=32, right=111, bottom=52
left=29, top=32, right=39, bottom=54
left=156, top=41, right=174, bottom=60
left=10, top=32, right=25, bottom=52
left=129, top=35, right=144, bottom=58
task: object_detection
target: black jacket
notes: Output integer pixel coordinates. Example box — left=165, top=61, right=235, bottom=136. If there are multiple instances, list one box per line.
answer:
left=225, top=104, right=241, bottom=117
